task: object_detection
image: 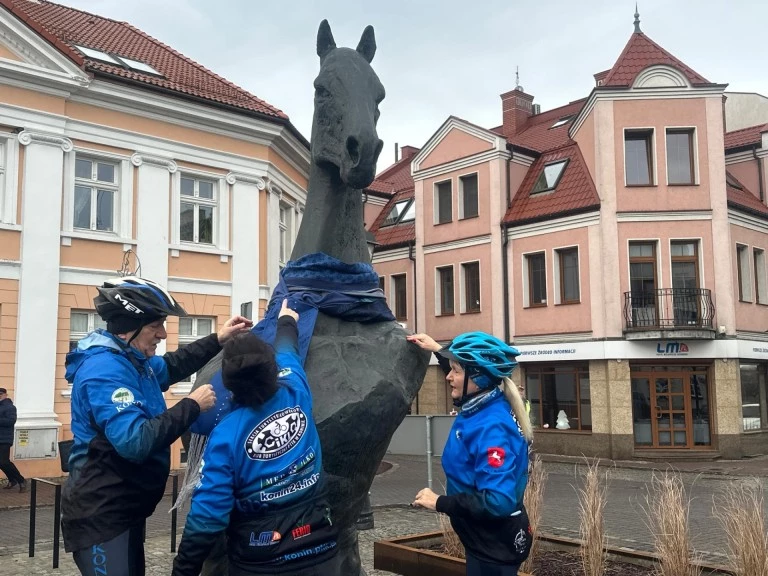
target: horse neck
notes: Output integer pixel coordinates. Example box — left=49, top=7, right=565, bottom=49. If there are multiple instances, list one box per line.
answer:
left=290, top=161, right=370, bottom=264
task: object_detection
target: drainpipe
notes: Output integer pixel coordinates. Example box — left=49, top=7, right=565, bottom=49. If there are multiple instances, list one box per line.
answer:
left=409, top=240, right=420, bottom=415
left=753, top=145, right=765, bottom=203
left=502, top=155, right=512, bottom=343
left=425, top=415, right=433, bottom=490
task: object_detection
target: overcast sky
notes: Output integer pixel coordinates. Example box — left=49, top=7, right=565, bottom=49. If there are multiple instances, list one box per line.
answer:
left=59, top=0, right=768, bottom=171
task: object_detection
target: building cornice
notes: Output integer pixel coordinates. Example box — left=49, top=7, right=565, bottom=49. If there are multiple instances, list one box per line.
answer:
left=616, top=210, right=713, bottom=222
left=423, top=234, right=491, bottom=254
left=413, top=149, right=510, bottom=181
left=506, top=211, right=601, bottom=239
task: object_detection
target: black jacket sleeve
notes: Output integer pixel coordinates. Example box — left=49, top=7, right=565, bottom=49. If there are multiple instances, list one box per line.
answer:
left=274, top=315, right=299, bottom=355
left=0, top=401, right=16, bottom=426
left=162, top=333, right=222, bottom=385
left=172, top=529, right=221, bottom=576
left=436, top=492, right=497, bottom=521
left=118, top=397, right=200, bottom=463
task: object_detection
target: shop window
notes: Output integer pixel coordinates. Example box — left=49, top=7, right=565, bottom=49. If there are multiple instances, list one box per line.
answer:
left=740, top=363, right=768, bottom=431
left=525, top=364, right=591, bottom=431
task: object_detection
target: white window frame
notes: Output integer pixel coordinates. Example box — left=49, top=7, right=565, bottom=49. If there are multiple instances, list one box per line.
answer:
left=62, top=149, right=132, bottom=239
left=737, top=243, right=753, bottom=302
left=72, top=156, right=120, bottom=233
left=434, top=265, right=455, bottom=316
left=0, top=133, right=18, bottom=227
left=279, top=200, right=295, bottom=266
left=458, top=172, right=479, bottom=220
left=553, top=245, right=581, bottom=305
left=664, top=126, right=699, bottom=186
left=755, top=247, right=768, bottom=305
left=171, top=169, right=229, bottom=251
left=173, top=316, right=216, bottom=393
left=623, top=127, right=657, bottom=187
left=522, top=250, right=547, bottom=308
left=433, top=179, right=453, bottom=225
left=459, top=260, right=481, bottom=314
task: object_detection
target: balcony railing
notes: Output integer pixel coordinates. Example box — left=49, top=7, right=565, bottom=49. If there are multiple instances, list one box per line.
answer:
left=623, top=288, right=715, bottom=331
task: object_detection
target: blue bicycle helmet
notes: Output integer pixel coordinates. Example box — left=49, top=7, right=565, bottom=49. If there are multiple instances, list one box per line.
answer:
left=439, top=332, right=520, bottom=402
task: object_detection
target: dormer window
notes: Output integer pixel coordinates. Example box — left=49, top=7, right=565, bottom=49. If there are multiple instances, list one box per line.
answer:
left=531, top=159, right=568, bottom=194
left=382, top=199, right=414, bottom=226
left=550, top=116, right=574, bottom=129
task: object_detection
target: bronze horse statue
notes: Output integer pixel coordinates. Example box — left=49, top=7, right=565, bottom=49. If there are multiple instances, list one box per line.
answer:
left=185, top=20, right=429, bottom=575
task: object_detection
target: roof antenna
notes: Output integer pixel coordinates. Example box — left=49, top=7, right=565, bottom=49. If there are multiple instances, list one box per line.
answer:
left=515, top=66, right=524, bottom=93
left=634, top=3, right=642, bottom=33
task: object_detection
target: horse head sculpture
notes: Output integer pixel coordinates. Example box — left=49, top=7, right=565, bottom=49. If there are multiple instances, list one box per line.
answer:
left=292, top=20, right=385, bottom=264
left=187, top=21, right=429, bottom=576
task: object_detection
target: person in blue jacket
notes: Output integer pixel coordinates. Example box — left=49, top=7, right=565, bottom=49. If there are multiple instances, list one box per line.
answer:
left=408, top=332, right=533, bottom=576
left=62, top=276, right=252, bottom=576
left=172, top=299, right=338, bottom=576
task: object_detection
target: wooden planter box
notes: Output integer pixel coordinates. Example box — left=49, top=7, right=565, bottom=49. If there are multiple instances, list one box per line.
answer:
left=374, top=530, right=733, bottom=576
left=373, top=531, right=532, bottom=576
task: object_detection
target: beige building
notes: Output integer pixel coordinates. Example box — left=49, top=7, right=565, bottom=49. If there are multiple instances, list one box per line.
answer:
left=0, top=0, right=308, bottom=479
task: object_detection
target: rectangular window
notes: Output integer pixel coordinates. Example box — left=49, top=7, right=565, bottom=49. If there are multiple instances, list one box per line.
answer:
left=74, top=156, right=118, bottom=232
left=69, top=311, right=107, bottom=351
left=671, top=241, right=700, bottom=326
left=461, top=262, right=480, bottom=313
left=740, top=363, right=768, bottom=431
left=437, top=266, right=454, bottom=315
left=435, top=180, right=452, bottom=224
left=624, top=129, right=654, bottom=186
left=177, top=317, right=215, bottom=383
left=557, top=248, right=580, bottom=304
left=526, top=252, right=546, bottom=306
left=755, top=248, right=767, bottom=304
left=531, top=160, right=568, bottom=194
left=378, top=276, right=385, bottom=292
left=279, top=203, right=293, bottom=266
left=628, top=242, right=658, bottom=327
left=459, top=174, right=478, bottom=219
left=392, top=274, right=407, bottom=320
left=180, top=176, right=216, bottom=244
left=526, top=364, right=591, bottom=431
left=737, top=244, right=752, bottom=302
left=666, top=129, right=695, bottom=185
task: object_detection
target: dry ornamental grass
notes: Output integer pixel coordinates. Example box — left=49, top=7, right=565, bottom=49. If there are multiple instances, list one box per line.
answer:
left=713, top=478, right=768, bottom=576
left=577, top=459, right=608, bottom=576
left=521, top=454, right=548, bottom=574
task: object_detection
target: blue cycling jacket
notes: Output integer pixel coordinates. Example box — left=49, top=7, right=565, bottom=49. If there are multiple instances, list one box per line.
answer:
left=173, top=317, right=335, bottom=575
left=62, top=329, right=221, bottom=552
left=436, top=387, right=530, bottom=563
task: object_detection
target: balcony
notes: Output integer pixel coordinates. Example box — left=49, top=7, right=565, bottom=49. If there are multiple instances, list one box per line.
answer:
left=623, top=288, right=715, bottom=340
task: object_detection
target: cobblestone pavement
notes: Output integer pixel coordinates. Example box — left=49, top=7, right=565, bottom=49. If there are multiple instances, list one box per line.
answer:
left=3, top=454, right=767, bottom=573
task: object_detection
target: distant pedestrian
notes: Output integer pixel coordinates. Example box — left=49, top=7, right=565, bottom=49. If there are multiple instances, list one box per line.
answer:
left=0, top=387, right=26, bottom=492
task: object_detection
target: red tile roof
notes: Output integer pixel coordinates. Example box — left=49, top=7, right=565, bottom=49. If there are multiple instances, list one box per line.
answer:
left=726, top=171, right=768, bottom=217
left=369, top=187, right=416, bottom=249
left=724, top=123, right=768, bottom=151
left=602, top=32, right=710, bottom=88
left=0, top=0, right=288, bottom=120
left=504, top=144, right=600, bottom=224
left=502, top=99, right=586, bottom=154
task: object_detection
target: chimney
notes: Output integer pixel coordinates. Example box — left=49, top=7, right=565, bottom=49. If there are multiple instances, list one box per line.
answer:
left=500, top=88, right=534, bottom=140
left=400, top=145, right=420, bottom=160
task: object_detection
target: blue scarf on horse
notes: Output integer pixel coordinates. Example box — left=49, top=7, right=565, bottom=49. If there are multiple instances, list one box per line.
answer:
left=190, top=252, right=394, bottom=436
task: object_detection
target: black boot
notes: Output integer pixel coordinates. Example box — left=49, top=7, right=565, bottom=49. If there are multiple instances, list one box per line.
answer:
left=2, top=482, right=17, bottom=490
left=18, top=480, right=27, bottom=493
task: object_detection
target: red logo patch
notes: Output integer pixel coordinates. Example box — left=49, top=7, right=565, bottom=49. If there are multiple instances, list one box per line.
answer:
left=487, top=447, right=505, bottom=468
left=291, top=524, right=311, bottom=540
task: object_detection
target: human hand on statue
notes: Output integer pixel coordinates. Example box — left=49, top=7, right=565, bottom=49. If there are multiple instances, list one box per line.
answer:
left=406, top=333, right=442, bottom=353
left=278, top=298, right=299, bottom=322
left=217, top=315, right=254, bottom=344
left=412, top=487, right=439, bottom=510
left=188, top=384, right=216, bottom=412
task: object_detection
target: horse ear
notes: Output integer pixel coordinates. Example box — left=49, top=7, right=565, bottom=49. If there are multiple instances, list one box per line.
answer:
left=317, top=19, right=336, bottom=60
left=356, top=25, right=376, bottom=63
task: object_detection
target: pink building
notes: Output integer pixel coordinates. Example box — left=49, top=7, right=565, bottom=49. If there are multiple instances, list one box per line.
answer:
left=368, top=15, right=768, bottom=459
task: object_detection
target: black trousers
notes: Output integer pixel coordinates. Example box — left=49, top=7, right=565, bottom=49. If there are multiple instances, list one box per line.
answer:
left=466, top=552, right=520, bottom=576
left=72, top=524, right=145, bottom=576
left=0, top=443, right=24, bottom=485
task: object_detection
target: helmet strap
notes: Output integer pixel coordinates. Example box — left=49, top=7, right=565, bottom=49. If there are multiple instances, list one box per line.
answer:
left=452, top=370, right=471, bottom=408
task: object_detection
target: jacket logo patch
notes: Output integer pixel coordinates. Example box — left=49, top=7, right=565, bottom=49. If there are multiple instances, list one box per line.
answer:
left=245, top=406, right=307, bottom=460
left=278, top=367, right=292, bottom=378
left=291, top=523, right=311, bottom=540
left=111, top=388, right=134, bottom=404
left=249, top=531, right=281, bottom=546
left=487, top=447, right=505, bottom=468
